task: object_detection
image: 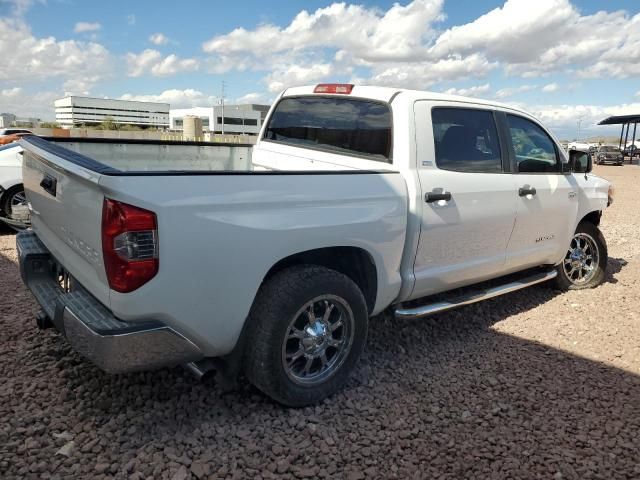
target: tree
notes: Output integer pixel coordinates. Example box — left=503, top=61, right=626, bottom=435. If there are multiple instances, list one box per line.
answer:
left=40, top=122, right=60, bottom=128
left=95, top=117, right=118, bottom=130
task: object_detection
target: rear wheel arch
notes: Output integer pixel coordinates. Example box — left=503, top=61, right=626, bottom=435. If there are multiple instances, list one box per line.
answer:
left=262, top=246, right=378, bottom=315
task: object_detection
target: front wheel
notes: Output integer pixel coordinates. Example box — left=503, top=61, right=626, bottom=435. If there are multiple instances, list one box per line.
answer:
left=244, top=265, right=368, bottom=407
left=554, top=222, right=608, bottom=290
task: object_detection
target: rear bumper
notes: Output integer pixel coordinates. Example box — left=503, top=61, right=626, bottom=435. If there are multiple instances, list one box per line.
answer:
left=17, top=230, right=203, bottom=373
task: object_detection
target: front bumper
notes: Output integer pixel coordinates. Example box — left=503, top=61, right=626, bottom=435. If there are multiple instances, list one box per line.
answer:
left=17, top=230, right=203, bottom=373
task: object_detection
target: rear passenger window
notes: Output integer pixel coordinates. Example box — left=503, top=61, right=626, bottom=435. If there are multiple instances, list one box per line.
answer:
left=432, top=108, right=502, bottom=173
left=506, top=115, right=559, bottom=173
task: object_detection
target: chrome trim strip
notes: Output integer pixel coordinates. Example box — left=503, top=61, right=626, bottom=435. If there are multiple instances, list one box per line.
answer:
left=394, top=270, right=557, bottom=319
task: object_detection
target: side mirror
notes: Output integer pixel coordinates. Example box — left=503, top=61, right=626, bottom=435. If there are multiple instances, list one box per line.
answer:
left=569, top=149, right=592, bottom=174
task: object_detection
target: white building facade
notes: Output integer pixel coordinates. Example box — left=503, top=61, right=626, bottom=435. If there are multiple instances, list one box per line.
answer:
left=0, top=113, right=17, bottom=128
left=55, top=97, right=170, bottom=128
left=169, top=105, right=262, bottom=135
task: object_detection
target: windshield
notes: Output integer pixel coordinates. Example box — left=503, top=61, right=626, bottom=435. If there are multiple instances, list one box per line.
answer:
left=264, top=96, right=392, bottom=162
left=600, top=146, right=619, bottom=152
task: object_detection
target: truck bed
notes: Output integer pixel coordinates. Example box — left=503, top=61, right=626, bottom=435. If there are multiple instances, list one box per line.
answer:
left=19, top=135, right=408, bottom=356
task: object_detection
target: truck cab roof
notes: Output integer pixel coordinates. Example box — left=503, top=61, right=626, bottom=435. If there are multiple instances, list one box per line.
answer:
left=281, top=84, right=533, bottom=117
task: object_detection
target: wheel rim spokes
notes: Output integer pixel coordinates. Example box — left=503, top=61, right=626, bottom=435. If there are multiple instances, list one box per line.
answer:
left=563, top=232, right=599, bottom=285
left=11, top=192, right=27, bottom=206
left=282, top=295, right=354, bottom=385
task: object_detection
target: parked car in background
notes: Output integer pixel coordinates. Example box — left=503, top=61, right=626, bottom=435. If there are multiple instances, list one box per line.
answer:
left=0, top=143, right=28, bottom=227
left=18, top=84, right=613, bottom=406
left=595, top=145, right=623, bottom=165
left=622, top=144, right=638, bottom=158
left=0, top=128, right=32, bottom=138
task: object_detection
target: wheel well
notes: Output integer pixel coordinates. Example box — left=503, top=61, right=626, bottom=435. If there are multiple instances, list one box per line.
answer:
left=0, top=183, right=24, bottom=212
left=264, top=247, right=378, bottom=314
left=579, top=210, right=602, bottom=227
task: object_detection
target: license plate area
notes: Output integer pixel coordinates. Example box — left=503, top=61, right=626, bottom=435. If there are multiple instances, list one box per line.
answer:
left=51, top=260, right=75, bottom=293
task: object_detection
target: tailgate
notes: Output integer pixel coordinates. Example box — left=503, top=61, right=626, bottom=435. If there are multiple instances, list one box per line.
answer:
left=21, top=137, right=110, bottom=307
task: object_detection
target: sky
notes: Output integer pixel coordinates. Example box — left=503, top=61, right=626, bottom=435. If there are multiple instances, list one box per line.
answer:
left=1, top=0, right=640, bottom=139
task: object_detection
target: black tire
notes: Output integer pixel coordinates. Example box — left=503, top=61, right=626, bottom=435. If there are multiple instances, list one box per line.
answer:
left=244, top=265, right=368, bottom=407
left=1, top=185, right=26, bottom=219
left=554, top=222, right=607, bottom=290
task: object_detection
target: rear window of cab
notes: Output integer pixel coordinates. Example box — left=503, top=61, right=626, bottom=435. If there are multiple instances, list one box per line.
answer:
left=264, top=96, right=392, bottom=163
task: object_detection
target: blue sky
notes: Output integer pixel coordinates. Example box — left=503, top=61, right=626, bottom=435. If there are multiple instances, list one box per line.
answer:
left=1, top=0, right=640, bottom=139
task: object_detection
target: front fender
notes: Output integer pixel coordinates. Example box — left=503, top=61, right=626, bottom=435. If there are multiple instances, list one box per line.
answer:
left=574, top=173, right=611, bottom=231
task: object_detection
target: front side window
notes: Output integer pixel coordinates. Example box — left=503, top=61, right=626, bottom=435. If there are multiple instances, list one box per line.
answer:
left=507, top=115, right=559, bottom=173
left=264, top=96, right=392, bottom=162
left=431, top=108, right=502, bottom=173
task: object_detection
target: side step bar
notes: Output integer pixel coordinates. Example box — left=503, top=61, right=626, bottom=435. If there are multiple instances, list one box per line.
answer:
left=395, top=269, right=557, bottom=319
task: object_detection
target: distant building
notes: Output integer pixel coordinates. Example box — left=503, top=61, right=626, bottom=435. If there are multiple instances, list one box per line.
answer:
left=236, top=104, right=271, bottom=122
left=0, top=113, right=40, bottom=128
left=169, top=105, right=263, bottom=135
left=0, top=113, right=16, bottom=128
left=54, top=96, right=170, bottom=128
left=14, top=117, right=41, bottom=128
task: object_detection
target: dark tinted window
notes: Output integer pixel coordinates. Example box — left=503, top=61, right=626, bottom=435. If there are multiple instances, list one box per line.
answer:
left=507, top=115, right=559, bottom=173
left=432, top=108, right=502, bottom=173
left=216, top=117, right=258, bottom=126
left=265, top=96, right=392, bottom=162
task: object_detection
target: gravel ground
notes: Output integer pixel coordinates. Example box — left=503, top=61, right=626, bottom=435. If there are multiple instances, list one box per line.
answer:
left=1, top=165, right=639, bottom=480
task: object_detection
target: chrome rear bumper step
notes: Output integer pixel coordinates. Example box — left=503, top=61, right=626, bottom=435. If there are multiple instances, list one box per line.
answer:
left=394, top=269, right=557, bottom=319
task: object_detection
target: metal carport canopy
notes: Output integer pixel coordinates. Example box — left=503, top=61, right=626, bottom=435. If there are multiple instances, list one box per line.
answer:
left=598, top=115, right=640, bottom=153
left=598, top=114, right=640, bottom=125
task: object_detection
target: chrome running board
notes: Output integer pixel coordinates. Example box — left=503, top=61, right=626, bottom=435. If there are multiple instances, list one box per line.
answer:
left=394, top=269, right=557, bottom=320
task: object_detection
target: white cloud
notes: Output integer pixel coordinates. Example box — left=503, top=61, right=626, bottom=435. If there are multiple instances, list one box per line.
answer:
left=0, top=88, right=60, bottom=119
left=74, top=22, right=101, bottom=33
left=200, top=0, right=640, bottom=95
left=369, top=54, right=497, bottom=90
left=542, top=82, right=559, bottom=93
left=203, top=0, right=445, bottom=63
left=119, top=89, right=216, bottom=108
left=509, top=101, right=640, bottom=138
left=149, top=32, right=169, bottom=45
left=0, top=19, right=112, bottom=88
left=265, top=63, right=336, bottom=93
left=432, top=0, right=575, bottom=63
left=235, top=92, right=272, bottom=104
left=126, top=49, right=199, bottom=77
left=443, top=83, right=491, bottom=98
left=494, top=84, right=536, bottom=99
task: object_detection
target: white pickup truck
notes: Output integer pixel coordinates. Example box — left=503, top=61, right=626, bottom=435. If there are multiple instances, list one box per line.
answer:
left=18, top=84, right=613, bottom=406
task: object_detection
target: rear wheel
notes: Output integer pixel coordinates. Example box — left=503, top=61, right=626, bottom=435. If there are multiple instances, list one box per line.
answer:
left=554, top=222, right=607, bottom=290
left=244, top=265, right=368, bottom=407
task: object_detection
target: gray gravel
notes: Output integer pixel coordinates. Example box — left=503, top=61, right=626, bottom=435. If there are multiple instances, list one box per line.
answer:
left=1, top=164, right=639, bottom=479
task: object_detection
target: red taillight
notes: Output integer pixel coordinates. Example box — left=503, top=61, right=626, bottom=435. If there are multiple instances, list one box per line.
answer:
left=102, top=198, right=158, bottom=293
left=314, top=83, right=354, bottom=94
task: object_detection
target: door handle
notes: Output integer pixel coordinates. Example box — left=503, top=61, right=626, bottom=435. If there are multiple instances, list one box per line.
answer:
left=518, top=186, right=536, bottom=197
left=425, top=191, right=452, bottom=203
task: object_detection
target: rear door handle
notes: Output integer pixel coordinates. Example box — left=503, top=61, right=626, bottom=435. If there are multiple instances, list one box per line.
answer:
left=518, top=186, right=536, bottom=197
left=425, top=191, right=452, bottom=203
